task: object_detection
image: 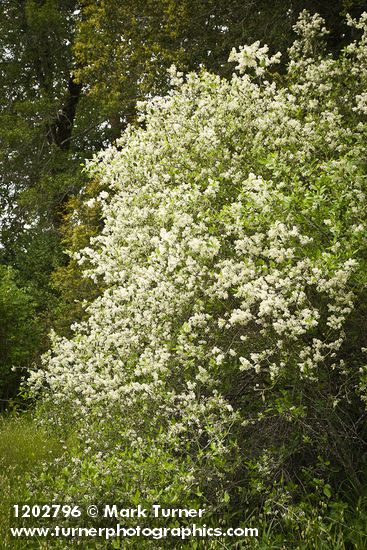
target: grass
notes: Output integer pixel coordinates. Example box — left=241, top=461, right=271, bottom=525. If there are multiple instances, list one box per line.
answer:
left=0, top=412, right=62, bottom=549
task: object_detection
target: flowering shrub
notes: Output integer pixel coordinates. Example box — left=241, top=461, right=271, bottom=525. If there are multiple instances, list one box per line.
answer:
left=27, top=11, right=367, bottom=543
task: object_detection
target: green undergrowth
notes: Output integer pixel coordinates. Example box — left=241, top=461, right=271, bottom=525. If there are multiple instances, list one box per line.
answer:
left=0, top=412, right=63, bottom=549
left=0, top=411, right=366, bottom=548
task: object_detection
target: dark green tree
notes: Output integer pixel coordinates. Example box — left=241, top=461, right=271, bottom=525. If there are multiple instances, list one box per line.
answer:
left=0, top=266, right=41, bottom=406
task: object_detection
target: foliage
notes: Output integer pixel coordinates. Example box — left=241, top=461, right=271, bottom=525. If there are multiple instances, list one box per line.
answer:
left=25, top=10, right=367, bottom=546
left=0, top=413, right=63, bottom=549
left=0, top=1, right=88, bottom=391
left=49, top=178, right=106, bottom=337
left=0, top=266, right=41, bottom=404
left=0, top=0, right=82, bottom=265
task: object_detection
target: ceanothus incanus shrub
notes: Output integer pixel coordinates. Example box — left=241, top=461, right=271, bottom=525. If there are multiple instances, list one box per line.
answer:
left=27, top=11, right=367, bottom=537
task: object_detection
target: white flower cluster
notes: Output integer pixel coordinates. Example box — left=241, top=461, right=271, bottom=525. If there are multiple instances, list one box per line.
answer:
left=228, top=42, right=281, bottom=76
left=27, top=11, right=367, bottom=507
left=288, top=10, right=329, bottom=61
